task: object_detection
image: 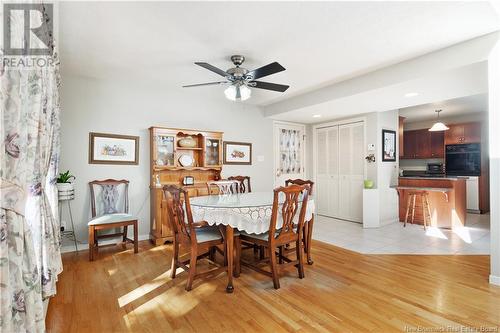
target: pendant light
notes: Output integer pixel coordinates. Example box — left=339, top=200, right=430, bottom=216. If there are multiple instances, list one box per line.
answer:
left=429, top=109, right=449, bottom=132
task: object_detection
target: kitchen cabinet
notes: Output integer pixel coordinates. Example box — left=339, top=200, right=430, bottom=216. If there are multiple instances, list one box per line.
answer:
left=415, top=129, right=431, bottom=159
left=430, top=131, right=444, bottom=158
left=401, top=129, right=443, bottom=159
left=403, top=130, right=417, bottom=159
left=445, top=123, right=481, bottom=144
left=401, top=128, right=444, bottom=159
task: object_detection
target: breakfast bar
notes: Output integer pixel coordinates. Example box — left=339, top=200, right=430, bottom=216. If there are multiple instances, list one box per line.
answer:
left=393, top=177, right=467, bottom=229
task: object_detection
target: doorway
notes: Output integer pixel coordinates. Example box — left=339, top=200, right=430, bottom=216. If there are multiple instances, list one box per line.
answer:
left=273, top=121, right=306, bottom=188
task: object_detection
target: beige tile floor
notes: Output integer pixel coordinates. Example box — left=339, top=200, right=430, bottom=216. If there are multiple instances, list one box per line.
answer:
left=312, top=213, right=490, bottom=254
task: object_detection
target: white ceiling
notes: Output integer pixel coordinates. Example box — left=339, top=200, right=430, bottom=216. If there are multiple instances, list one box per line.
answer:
left=270, top=61, right=489, bottom=123
left=399, top=93, right=488, bottom=123
left=58, top=1, right=499, bottom=106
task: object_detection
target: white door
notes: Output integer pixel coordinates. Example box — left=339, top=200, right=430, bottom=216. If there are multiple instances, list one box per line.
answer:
left=274, top=122, right=306, bottom=187
left=315, top=121, right=364, bottom=223
left=316, top=126, right=340, bottom=216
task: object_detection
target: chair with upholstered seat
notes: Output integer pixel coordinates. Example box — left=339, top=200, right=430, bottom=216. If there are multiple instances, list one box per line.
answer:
left=285, top=178, right=315, bottom=265
left=236, top=184, right=310, bottom=289
left=88, top=179, right=138, bottom=261
left=163, top=185, right=228, bottom=291
left=227, top=176, right=251, bottom=193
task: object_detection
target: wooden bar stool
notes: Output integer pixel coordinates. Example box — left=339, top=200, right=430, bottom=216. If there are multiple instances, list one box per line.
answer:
left=404, top=190, right=431, bottom=230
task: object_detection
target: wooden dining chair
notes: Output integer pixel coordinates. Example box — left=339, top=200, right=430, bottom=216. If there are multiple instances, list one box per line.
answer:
left=285, top=179, right=315, bottom=265
left=88, top=179, right=138, bottom=261
left=237, top=184, right=310, bottom=289
left=206, top=180, right=239, bottom=195
left=163, top=185, right=228, bottom=291
left=227, top=176, right=252, bottom=193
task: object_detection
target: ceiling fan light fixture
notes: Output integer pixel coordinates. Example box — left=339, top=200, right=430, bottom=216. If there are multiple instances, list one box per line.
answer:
left=224, top=85, right=237, bottom=101
left=185, top=55, right=288, bottom=102
left=224, top=83, right=251, bottom=101
left=428, top=109, right=449, bottom=132
left=239, top=84, right=251, bottom=101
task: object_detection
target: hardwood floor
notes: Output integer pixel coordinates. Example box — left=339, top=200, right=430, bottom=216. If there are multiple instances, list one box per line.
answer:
left=46, top=240, right=500, bottom=333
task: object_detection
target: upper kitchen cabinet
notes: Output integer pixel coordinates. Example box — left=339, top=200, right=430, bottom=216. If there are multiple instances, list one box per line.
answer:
left=415, top=129, right=431, bottom=159
left=445, top=123, right=481, bottom=145
left=402, top=129, right=429, bottom=159
left=402, top=129, right=417, bottom=159
left=430, top=131, right=444, bottom=158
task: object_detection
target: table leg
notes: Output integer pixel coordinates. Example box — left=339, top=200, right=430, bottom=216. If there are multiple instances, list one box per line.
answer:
left=306, top=215, right=314, bottom=265
left=225, top=225, right=234, bottom=293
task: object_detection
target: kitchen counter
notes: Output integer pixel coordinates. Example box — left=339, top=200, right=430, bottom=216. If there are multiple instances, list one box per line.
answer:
left=399, top=176, right=468, bottom=181
left=395, top=177, right=466, bottom=228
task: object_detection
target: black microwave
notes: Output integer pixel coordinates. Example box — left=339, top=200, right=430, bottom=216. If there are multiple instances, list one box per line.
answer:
left=445, top=143, right=481, bottom=176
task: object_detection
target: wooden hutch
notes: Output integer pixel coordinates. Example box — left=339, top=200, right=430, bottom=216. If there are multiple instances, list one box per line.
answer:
left=149, top=126, right=223, bottom=245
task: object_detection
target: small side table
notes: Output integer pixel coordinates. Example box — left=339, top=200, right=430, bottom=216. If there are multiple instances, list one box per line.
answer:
left=58, top=189, right=78, bottom=252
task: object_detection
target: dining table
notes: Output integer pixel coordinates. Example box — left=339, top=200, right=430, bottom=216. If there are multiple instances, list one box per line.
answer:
left=190, top=191, right=315, bottom=293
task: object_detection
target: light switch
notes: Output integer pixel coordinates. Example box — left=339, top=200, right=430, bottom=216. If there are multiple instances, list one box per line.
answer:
left=367, top=144, right=375, bottom=151
left=257, top=155, right=265, bottom=162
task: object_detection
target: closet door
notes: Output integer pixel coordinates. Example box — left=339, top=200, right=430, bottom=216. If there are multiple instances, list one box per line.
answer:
left=326, top=126, right=339, bottom=217
left=315, top=128, right=330, bottom=215
left=338, top=122, right=364, bottom=222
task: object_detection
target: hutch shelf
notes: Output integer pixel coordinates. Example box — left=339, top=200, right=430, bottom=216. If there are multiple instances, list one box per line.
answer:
left=149, top=126, right=224, bottom=245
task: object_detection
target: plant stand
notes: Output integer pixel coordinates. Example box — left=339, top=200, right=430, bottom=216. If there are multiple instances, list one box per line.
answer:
left=58, top=185, right=78, bottom=252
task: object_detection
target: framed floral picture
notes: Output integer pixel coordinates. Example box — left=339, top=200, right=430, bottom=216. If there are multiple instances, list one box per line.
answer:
left=223, top=141, right=252, bottom=165
left=382, top=129, right=396, bottom=162
left=89, top=132, right=139, bottom=165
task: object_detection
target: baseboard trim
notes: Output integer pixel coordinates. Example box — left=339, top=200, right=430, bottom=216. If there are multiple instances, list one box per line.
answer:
left=490, top=274, right=500, bottom=286
left=60, top=234, right=151, bottom=254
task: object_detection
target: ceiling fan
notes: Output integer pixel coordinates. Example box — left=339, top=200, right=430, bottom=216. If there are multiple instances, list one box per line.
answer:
left=183, top=55, right=290, bottom=101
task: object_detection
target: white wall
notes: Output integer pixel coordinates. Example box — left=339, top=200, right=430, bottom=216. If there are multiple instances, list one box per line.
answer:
left=488, top=34, right=500, bottom=286
left=376, top=110, right=399, bottom=224
left=60, top=74, right=275, bottom=243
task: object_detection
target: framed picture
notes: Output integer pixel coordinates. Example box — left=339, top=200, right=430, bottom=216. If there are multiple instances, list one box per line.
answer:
left=382, top=129, right=396, bottom=162
left=223, top=141, right=252, bottom=165
left=89, top=132, right=139, bottom=165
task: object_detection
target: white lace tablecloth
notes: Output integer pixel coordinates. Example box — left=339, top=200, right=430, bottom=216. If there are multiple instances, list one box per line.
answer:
left=190, top=192, right=315, bottom=234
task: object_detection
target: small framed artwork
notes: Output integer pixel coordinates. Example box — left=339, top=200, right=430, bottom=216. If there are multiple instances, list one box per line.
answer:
left=223, top=141, right=252, bottom=165
left=89, top=132, right=139, bottom=165
left=382, top=129, right=396, bottom=162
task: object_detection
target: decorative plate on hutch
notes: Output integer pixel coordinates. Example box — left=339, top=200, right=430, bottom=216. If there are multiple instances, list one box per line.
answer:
left=178, top=154, right=195, bottom=167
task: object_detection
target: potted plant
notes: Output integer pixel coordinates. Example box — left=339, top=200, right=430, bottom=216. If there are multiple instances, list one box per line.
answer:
left=56, top=170, right=75, bottom=198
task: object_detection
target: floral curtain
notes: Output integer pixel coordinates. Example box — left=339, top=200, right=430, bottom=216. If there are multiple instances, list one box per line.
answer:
left=279, top=129, right=302, bottom=174
left=1, top=3, right=62, bottom=332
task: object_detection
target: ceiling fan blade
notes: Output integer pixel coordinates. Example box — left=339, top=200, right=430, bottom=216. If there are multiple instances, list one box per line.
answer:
left=182, top=81, right=227, bottom=88
left=195, top=62, right=230, bottom=77
left=247, top=62, right=286, bottom=80
left=250, top=81, right=289, bottom=92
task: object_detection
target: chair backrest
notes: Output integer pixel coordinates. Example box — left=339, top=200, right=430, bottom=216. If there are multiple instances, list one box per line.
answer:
left=206, top=180, right=239, bottom=195
left=227, top=176, right=251, bottom=193
left=89, top=179, right=129, bottom=218
left=285, top=179, right=314, bottom=195
left=162, top=185, right=196, bottom=244
left=269, top=184, right=310, bottom=244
